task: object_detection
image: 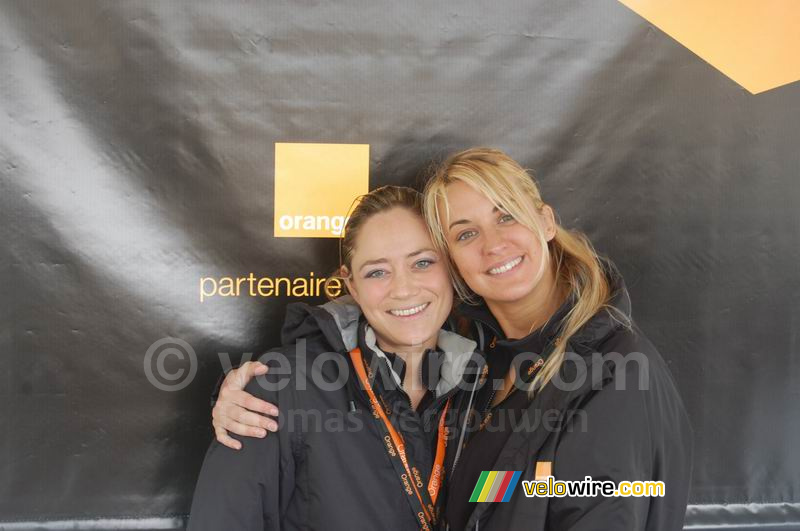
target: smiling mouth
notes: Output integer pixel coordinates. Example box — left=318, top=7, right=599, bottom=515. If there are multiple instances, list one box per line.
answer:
left=487, top=256, right=523, bottom=276
left=388, top=302, right=430, bottom=317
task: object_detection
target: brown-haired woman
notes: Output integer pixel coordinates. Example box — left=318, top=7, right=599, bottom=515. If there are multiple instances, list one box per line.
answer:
left=188, top=186, right=479, bottom=531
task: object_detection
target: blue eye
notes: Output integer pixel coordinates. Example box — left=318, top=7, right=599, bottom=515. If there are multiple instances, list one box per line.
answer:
left=499, top=213, right=514, bottom=223
left=457, top=230, right=477, bottom=242
left=365, top=269, right=386, bottom=279
left=415, top=259, right=434, bottom=269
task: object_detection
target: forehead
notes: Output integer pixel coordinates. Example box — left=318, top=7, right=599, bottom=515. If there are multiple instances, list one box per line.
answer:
left=441, top=181, right=495, bottom=219
left=351, top=208, right=432, bottom=260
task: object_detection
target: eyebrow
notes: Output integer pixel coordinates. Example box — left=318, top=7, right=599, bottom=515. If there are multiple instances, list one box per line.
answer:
left=358, top=248, right=437, bottom=271
left=448, top=207, right=501, bottom=230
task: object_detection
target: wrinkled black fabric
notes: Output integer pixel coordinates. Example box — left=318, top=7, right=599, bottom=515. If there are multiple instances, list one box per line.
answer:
left=2, top=0, right=799, bottom=528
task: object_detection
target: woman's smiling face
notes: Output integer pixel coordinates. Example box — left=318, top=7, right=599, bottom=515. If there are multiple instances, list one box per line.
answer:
left=345, top=207, right=454, bottom=354
left=442, top=180, right=556, bottom=304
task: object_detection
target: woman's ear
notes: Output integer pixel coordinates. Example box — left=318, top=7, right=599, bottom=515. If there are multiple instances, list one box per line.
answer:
left=540, top=205, right=557, bottom=241
left=342, top=266, right=360, bottom=303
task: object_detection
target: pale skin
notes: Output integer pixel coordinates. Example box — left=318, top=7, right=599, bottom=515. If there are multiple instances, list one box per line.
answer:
left=343, top=207, right=453, bottom=407
left=443, top=181, right=564, bottom=405
left=213, top=207, right=453, bottom=450
left=213, top=182, right=565, bottom=448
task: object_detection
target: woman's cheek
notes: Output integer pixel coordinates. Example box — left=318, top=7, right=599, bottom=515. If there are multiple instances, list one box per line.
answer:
left=368, top=281, right=389, bottom=304
left=449, top=249, right=469, bottom=278
left=357, top=279, right=383, bottom=309
left=457, top=255, right=480, bottom=283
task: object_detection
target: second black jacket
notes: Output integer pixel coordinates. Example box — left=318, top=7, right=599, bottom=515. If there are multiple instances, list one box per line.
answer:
left=443, top=267, right=694, bottom=531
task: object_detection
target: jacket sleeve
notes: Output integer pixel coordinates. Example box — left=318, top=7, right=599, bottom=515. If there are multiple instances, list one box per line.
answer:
left=547, top=374, right=655, bottom=531
left=188, top=374, right=294, bottom=531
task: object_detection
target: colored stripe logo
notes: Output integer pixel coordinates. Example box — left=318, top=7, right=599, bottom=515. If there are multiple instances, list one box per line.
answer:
left=469, top=471, right=522, bottom=502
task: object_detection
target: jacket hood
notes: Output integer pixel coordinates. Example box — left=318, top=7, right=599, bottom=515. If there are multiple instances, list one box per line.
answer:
left=568, top=260, right=632, bottom=353
left=280, top=295, right=361, bottom=352
left=281, top=295, right=478, bottom=396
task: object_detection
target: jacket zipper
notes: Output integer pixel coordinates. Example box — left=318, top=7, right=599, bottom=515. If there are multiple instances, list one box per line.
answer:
left=448, top=368, right=482, bottom=478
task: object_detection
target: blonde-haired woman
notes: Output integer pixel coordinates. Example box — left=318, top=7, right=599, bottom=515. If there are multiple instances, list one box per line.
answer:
left=211, top=148, right=693, bottom=531
left=422, top=148, right=692, bottom=530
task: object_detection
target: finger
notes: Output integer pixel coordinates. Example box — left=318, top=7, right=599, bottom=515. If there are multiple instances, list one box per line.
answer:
left=242, top=393, right=278, bottom=417
left=212, top=411, right=229, bottom=433
left=214, top=427, right=242, bottom=450
left=211, top=394, right=239, bottom=421
left=214, top=398, right=279, bottom=432
left=234, top=391, right=279, bottom=417
left=217, top=403, right=271, bottom=429
left=221, top=418, right=268, bottom=439
left=238, top=361, right=267, bottom=386
left=236, top=410, right=278, bottom=432
left=220, top=365, right=247, bottom=391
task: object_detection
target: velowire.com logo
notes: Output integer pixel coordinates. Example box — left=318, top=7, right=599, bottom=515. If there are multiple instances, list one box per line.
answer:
left=469, top=462, right=666, bottom=502
left=274, top=142, right=369, bottom=238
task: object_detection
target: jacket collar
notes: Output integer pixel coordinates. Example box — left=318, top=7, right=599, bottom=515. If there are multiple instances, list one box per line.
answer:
left=357, top=318, right=478, bottom=398
left=281, top=295, right=479, bottom=397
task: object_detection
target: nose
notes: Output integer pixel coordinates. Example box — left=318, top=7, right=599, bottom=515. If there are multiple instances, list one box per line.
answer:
left=390, top=268, right=420, bottom=299
left=482, top=225, right=507, bottom=256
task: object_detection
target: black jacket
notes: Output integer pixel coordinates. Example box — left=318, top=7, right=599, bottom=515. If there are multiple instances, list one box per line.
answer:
left=443, top=266, right=694, bottom=531
left=187, top=298, right=478, bottom=531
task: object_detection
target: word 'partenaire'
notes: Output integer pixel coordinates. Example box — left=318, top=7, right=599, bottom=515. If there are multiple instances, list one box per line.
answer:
left=200, top=273, right=343, bottom=302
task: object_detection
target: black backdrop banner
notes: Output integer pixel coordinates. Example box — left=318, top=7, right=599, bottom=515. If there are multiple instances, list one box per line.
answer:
left=1, top=1, right=799, bottom=529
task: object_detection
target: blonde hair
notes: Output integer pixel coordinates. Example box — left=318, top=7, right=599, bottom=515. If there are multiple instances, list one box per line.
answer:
left=423, top=147, right=618, bottom=394
left=326, top=185, right=423, bottom=298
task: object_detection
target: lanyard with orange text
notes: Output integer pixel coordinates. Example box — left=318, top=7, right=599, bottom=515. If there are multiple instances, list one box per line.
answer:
left=349, top=347, right=450, bottom=531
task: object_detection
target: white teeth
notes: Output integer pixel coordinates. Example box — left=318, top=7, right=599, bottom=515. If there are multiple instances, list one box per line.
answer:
left=488, top=256, right=522, bottom=275
left=389, top=303, right=429, bottom=317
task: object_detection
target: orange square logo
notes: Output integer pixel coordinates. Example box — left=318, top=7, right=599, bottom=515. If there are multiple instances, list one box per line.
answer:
left=274, top=143, right=369, bottom=238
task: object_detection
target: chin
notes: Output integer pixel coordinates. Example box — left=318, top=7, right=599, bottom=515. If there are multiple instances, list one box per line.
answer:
left=476, top=281, right=536, bottom=304
left=403, top=329, right=438, bottom=347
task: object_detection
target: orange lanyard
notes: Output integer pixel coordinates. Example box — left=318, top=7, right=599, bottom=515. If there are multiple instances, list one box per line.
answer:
left=349, top=347, right=451, bottom=529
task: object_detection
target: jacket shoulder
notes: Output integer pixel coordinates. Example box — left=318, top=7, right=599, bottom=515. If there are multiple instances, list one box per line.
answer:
left=570, top=323, right=693, bottom=464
